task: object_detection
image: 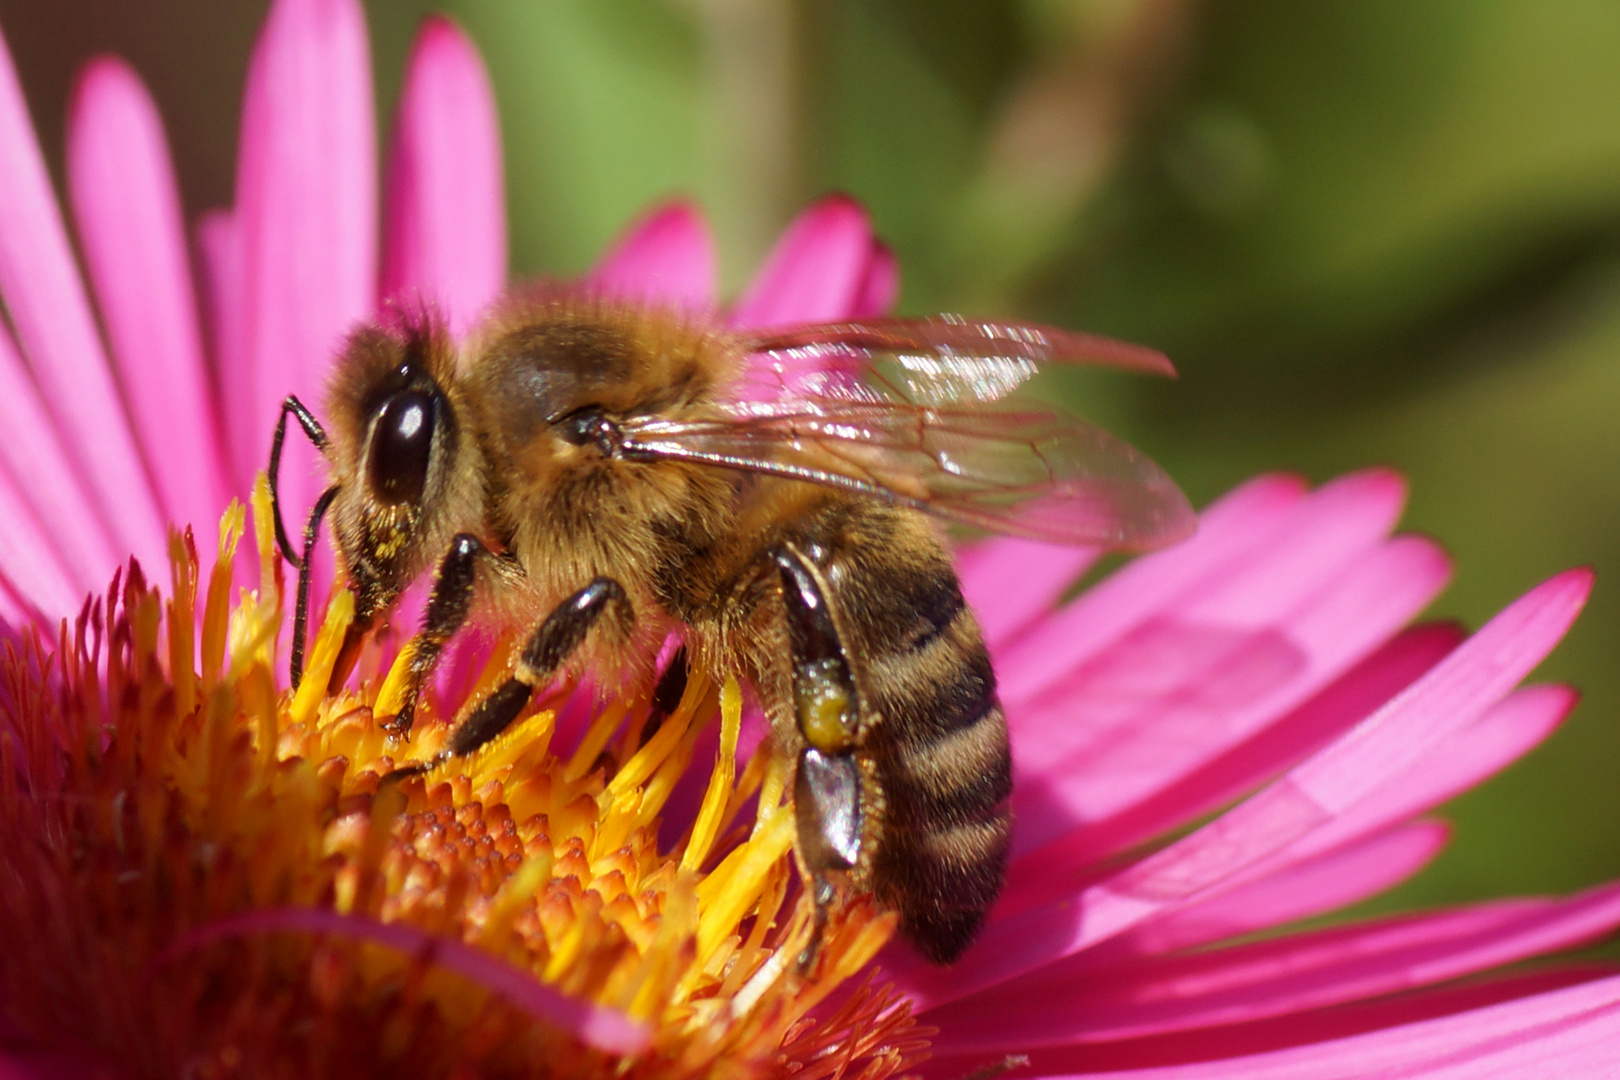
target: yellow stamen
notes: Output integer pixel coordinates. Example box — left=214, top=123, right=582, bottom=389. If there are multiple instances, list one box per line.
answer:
left=373, top=637, right=417, bottom=718
left=682, top=675, right=742, bottom=872
left=166, top=528, right=198, bottom=719
left=606, top=670, right=712, bottom=796
left=289, top=588, right=354, bottom=726
left=0, top=480, right=924, bottom=1080
left=694, top=811, right=797, bottom=964
left=199, top=499, right=243, bottom=694
left=567, top=696, right=632, bottom=782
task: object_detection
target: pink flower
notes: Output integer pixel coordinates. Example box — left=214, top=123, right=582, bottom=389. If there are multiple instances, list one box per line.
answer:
left=0, top=1, right=1617, bottom=1077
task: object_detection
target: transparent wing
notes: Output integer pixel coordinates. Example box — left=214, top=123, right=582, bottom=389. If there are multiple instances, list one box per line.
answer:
left=621, top=398, right=1195, bottom=549
left=734, top=315, right=1176, bottom=407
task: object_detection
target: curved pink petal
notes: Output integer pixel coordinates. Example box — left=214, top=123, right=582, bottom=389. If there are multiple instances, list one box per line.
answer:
left=897, top=569, right=1590, bottom=1009
left=1265, top=682, right=1578, bottom=870
left=0, top=462, right=84, bottom=623
left=195, top=209, right=240, bottom=370
left=67, top=56, right=226, bottom=536
left=1120, top=820, right=1452, bottom=957
left=1009, top=533, right=1452, bottom=855
left=932, top=883, right=1620, bottom=1054
left=381, top=15, right=505, bottom=337
left=0, top=1043, right=118, bottom=1080
left=588, top=201, right=718, bottom=312
left=0, top=24, right=166, bottom=579
left=1017, top=970, right=1620, bottom=1079
left=925, top=967, right=1610, bottom=1077
left=1002, top=622, right=1466, bottom=915
left=226, top=0, right=376, bottom=515
left=0, top=323, right=120, bottom=594
left=958, top=537, right=1100, bottom=649
left=851, top=238, right=899, bottom=317
left=1009, top=683, right=1575, bottom=971
left=729, top=193, right=873, bottom=327
left=163, top=907, right=648, bottom=1054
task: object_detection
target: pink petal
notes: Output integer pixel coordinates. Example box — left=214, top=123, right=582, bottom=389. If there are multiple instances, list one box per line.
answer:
left=851, top=238, right=899, bottom=317
left=1000, top=623, right=1465, bottom=916
left=1093, top=573, right=1588, bottom=924
left=588, top=201, right=718, bottom=312
left=1263, top=682, right=1578, bottom=870
left=1008, top=533, right=1452, bottom=855
left=225, top=0, right=376, bottom=513
left=195, top=209, right=241, bottom=372
left=1016, top=683, right=1573, bottom=973
left=162, top=907, right=648, bottom=1054
left=728, top=193, right=873, bottom=327
left=0, top=460, right=85, bottom=622
left=926, top=968, right=1609, bottom=1077
left=381, top=15, right=505, bottom=337
left=1016, top=970, right=1620, bottom=1078
left=1119, top=820, right=1452, bottom=957
left=0, top=24, right=166, bottom=577
left=67, top=57, right=227, bottom=536
left=957, top=537, right=1100, bottom=650
left=0, top=1042, right=117, bottom=1080
left=993, top=472, right=1315, bottom=705
left=897, top=569, right=1591, bottom=1008
left=930, top=883, right=1620, bottom=1055
left=0, top=321, right=121, bottom=596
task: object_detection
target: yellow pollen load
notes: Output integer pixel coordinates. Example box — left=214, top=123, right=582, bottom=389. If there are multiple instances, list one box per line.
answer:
left=796, top=668, right=854, bottom=754
left=0, top=475, right=922, bottom=1080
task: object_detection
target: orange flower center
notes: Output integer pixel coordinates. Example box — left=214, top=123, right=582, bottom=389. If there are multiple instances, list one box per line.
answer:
left=0, top=480, right=928, bottom=1079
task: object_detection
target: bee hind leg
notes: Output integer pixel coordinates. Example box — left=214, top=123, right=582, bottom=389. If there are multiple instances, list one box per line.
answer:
left=392, top=577, right=632, bottom=777
left=773, top=544, right=865, bottom=973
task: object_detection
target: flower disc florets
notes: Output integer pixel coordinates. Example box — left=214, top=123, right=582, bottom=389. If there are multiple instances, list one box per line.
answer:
left=0, top=482, right=926, bottom=1080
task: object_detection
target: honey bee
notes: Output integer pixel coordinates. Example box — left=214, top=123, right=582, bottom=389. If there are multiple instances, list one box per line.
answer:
left=268, top=292, right=1194, bottom=965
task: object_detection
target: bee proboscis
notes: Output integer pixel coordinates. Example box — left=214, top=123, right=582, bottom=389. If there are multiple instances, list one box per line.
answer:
left=268, top=293, right=1195, bottom=965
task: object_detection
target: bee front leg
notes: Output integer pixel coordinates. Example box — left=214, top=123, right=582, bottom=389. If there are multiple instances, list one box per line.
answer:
left=392, top=578, right=632, bottom=776
left=383, top=533, right=490, bottom=739
left=773, top=544, right=864, bottom=972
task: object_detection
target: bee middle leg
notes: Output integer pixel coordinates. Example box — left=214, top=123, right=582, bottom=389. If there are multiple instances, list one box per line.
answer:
left=390, top=577, right=633, bottom=776
left=382, top=533, right=491, bottom=739
left=773, top=544, right=865, bottom=971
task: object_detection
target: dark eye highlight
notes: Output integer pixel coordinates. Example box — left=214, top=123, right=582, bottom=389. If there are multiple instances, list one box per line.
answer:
left=368, top=389, right=437, bottom=504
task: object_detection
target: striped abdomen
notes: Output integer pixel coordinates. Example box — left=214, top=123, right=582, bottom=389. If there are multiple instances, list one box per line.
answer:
left=791, top=497, right=1013, bottom=964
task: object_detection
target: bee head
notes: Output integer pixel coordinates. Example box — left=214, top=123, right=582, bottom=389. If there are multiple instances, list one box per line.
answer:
left=324, top=317, right=483, bottom=622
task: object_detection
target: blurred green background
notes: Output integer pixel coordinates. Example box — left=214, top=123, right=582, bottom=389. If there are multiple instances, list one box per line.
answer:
left=3, top=0, right=1619, bottom=917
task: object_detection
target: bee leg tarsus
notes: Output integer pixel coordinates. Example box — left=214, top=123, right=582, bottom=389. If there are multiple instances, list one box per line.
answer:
left=640, top=643, right=689, bottom=747
left=796, top=876, right=838, bottom=975
left=381, top=759, right=432, bottom=782
left=447, top=680, right=534, bottom=757
left=445, top=577, right=632, bottom=759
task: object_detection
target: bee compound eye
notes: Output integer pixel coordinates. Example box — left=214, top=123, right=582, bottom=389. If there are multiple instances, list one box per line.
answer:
left=367, top=390, right=437, bottom=504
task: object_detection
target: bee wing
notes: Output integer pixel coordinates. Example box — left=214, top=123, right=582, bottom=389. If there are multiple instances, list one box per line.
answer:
left=621, top=398, right=1195, bottom=549
left=733, top=316, right=1175, bottom=405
